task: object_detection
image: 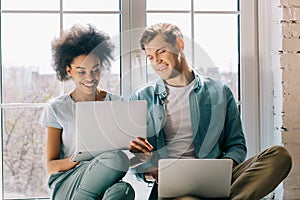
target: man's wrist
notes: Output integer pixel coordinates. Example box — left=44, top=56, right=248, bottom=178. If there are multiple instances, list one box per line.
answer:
left=144, top=167, right=157, bottom=182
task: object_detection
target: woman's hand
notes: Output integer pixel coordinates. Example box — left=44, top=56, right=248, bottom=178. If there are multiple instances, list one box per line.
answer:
left=129, top=137, right=153, bottom=167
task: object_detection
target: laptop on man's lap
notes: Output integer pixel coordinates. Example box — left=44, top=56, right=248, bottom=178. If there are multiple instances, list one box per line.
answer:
left=158, top=159, right=232, bottom=199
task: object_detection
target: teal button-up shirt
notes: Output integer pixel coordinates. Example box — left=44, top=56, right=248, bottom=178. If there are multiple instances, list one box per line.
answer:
left=130, top=71, right=247, bottom=181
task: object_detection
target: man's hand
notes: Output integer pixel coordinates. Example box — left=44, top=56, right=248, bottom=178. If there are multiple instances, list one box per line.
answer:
left=129, top=137, right=154, bottom=167
left=145, top=166, right=158, bottom=183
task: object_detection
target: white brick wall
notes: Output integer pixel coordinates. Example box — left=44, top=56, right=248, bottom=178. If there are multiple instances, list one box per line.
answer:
left=283, top=38, right=300, bottom=51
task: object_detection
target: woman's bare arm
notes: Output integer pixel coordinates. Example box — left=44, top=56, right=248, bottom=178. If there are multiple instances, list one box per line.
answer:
left=46, top=126, right=78, bottom=176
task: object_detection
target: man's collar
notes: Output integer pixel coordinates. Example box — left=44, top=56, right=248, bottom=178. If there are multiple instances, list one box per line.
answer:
left=154, top=70, right=203, bottom=98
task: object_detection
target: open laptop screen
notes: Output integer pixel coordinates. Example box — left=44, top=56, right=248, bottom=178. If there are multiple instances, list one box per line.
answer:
left=71, top=100, right=147, bottom=162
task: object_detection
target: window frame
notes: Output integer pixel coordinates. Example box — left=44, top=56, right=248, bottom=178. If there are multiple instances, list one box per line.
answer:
left=0, top=0, right=261, bottom=198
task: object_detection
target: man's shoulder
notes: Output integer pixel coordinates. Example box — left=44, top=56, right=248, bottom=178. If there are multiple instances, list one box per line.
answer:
left=196, top=75, right=227, bottom=90
left=198, top=76, right=235, bottom=104
left=201, top=76, right=223, bottom=86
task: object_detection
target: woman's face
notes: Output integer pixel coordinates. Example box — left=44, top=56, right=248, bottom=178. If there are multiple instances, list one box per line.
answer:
left=66, top=54, right=102, bottom=96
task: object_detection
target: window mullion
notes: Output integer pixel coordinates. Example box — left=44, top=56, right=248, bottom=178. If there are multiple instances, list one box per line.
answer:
left=240, top=0, right=260, bottom=157
left=128, top=0, right=147, bottom=97
left=0, top=6, right=3, bottom=199
left=120, top=0, right=131, bottom=97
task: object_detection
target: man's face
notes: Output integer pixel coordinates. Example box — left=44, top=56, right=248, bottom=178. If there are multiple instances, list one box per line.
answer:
left=144, top=35, right=182, bottom=81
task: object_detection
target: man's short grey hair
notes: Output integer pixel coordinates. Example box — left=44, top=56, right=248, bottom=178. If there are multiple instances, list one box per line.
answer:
left=140, top=23, right=183, bottom=50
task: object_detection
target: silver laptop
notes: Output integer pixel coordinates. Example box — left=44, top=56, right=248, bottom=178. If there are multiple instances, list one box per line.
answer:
left=158, top=159, right=232, bottom=199
left=70, top=100, right=147, bottom=162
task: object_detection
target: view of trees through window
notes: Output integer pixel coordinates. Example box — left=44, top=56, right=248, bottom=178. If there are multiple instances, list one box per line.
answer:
left=2, top=69, right=58, bottom=198
left=2, top=68, right=121, bottom=198
left=1, top=0, right=240, bottom=199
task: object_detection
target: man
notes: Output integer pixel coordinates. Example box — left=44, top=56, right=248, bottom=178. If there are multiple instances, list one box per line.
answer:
left=129, top=23, right=292, bottom=200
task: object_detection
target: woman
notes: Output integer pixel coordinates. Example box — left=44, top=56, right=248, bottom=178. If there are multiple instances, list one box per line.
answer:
left=40, top=24, right=138, bottom=200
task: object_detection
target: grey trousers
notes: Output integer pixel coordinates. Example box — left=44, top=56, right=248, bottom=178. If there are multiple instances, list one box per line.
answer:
left=157, top=145, right=292, bottom=200
left=48, top=150, right=135, bottom=200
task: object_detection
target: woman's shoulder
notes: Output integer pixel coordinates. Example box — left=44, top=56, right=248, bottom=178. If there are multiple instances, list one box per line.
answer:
left=47, top=94, right=72, bottom=108
left=105, top=92, right=124, bottom=101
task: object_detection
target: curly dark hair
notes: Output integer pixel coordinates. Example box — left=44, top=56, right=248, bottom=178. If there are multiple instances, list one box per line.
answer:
left=51, top=24, right=114, bottom=81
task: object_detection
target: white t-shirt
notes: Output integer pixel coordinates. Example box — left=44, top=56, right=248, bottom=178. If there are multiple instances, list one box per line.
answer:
left=163, top=79, right=196, bottom=159
left=40, top=93, right=121, bottom=159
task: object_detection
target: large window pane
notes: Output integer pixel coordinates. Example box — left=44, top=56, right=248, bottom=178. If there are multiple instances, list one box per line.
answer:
left=146, top=0, right=190, bottom=11
left=194, top=14, right=239, bottom=98
left=3, top=107, right=48, bottom=199
left=1, top=0, right=59, bottom=10
left=64, top=0, right=119, bottom=11
left=194, top=0, right=238, bottom=11
left=1, top=13, right=60, bottom=103
left=64, top=14, right=121, bottom=95
left=64, top=14, right=120, bottom=37
left=147, top=13, right=191, bottom=37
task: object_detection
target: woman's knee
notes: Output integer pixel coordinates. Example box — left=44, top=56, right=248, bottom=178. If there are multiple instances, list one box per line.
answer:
left=95, top=150, right=129, bottom=172
left=103, top=182, right=135, bottom=200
